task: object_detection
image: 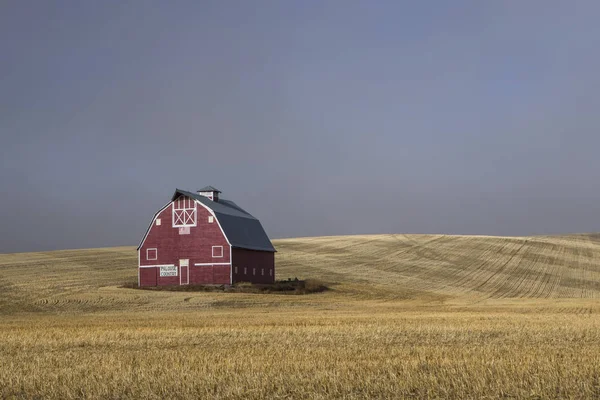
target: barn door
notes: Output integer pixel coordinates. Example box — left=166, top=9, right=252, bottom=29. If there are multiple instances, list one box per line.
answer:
left=180, top=259, right=189, bottom=285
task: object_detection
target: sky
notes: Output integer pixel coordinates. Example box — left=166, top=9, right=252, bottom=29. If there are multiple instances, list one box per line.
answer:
left=1, top=1, right=600, bottom=253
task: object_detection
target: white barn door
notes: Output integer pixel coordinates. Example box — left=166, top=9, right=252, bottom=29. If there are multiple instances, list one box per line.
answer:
left=180, top=259, right=189, bottom=285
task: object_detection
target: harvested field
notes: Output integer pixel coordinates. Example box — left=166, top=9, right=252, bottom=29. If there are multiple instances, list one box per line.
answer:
left=1, top=234, right=600, bottom=398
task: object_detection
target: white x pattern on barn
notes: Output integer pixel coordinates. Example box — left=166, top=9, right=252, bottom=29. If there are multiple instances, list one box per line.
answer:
left=172, top=195, right=197, bottom=228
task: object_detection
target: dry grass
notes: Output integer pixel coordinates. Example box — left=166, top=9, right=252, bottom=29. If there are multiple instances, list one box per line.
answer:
left=1, top=234, right=600, bottom=398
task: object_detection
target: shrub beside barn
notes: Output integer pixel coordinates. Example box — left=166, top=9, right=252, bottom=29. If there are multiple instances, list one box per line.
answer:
left=138, top=186, right=275, bottom=287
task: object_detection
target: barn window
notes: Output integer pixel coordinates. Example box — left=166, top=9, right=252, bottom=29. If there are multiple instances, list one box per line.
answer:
left=253, top=268, right=256, bottom=276
left=212, top=246, right=223, bottom=258
left=172, top=196, right=196, bottom=228
left=155, top=218, right=161, bottom=226
left=234, top=266, right=238, bottom=274
left=208, top=216, right=214, bottom=223
left=147, top=248, right=157, bottom=261
left=244, top=267, right=247, bottom=275
left=261, top=268, right=264, bottom=276
left=270, top=269, right=272, bottom=276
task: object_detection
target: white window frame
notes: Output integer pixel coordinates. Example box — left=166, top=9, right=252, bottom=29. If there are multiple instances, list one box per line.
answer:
left=155, top=218, right=161, bottom=226
left=212, top=245, right=223, bottom=258
left=146, top=248, right=157, bottom=261
left=172, top=196, right=197, bottom=228
left=208, top=216, right=214, bottom=223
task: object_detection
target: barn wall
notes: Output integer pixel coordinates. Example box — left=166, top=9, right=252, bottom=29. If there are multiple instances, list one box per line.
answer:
left=139, top=268, right=157, bottom=286
left=139, top=196, right=231, bottom=286
left=189, top=265, right=230, bottom=285
left=232, top=248, right=275, bottom=284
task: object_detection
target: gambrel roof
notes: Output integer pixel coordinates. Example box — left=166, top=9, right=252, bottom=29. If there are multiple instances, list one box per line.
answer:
left=172, top=189, right=276, bottom=252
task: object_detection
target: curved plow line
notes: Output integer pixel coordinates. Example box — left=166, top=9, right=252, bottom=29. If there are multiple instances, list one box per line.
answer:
left=556, top=240, right=582, bottom=298
left=540, top=244, right=567, bottom=299
left=414, top=236, right=496, bottom=266
left=386, top=236, right=483, bottom=295
left=366, top=241, right=423, bottom=266
left=400, top=239, right=467, bottom=276
left=430, top=238, right=501, bottom=291
left=506, top=240, right=564, bottom=299
left=370, top=235, right=454, bottom=279
left=449, top=240, right=519, bottom=295
left=533, top=241, right=579, bottom=298
left=580, top=237, right=593, bottom=299
left=574, top=237, right=598, bottom=298
left=319, top=235, right=393, bottom=253
left=398, top=234, right=453, bottom=263
left=517, top=251, right=553, bottom=298
left=384, top=259, right=450, bottom=295
left=401, top=238, right=491, bottom=293
left=495, top=254, right=531, bottom=299
left=471, top=240, right=528, bottom=298
left=399, top=237, right=500, bottom=295
left=524, top=243, right=569, bottom=298
left=532, top=250, right=560, bottom=298
left=320, top=236, right=415, bottom=269
left=566, top=237, right=590, bottom=299
left=389, top=234, right=450, bottom=262
left=529, top=259, right=555, bottom=299
left=551, top=238, right=579, bottom=298
left=502, top=242, right=551, bottom=297
left=518, top=244, right=557, bottom=299
left=500, top=249, right=545, bottom=299
left=315, top=239, right=427, bottom=295
left=276, top=250, right=354, bottom=285
left=468, top=240, right=528, bottom=295
left=488, top=242, right=541, bottom=299
left=347, top=241, right=443, bottom=296
left=386, top=236, right=458, bottom=278
left=582, top=235, right=600, bottom=299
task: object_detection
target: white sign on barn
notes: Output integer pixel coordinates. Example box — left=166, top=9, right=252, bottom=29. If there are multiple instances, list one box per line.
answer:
left=160, top=265, right=178, bottom=277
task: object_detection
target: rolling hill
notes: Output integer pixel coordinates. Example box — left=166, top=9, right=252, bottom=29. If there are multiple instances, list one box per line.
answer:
left=2, top=234, right=600, bottom=399
left=1, top=233, right=599, bottom=314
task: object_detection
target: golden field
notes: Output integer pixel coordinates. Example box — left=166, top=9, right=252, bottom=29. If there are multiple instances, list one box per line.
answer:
left=1, top=234, right=600, bottom=399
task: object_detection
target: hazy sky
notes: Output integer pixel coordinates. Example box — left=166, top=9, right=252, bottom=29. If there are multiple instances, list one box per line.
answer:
left=2, top=1, right=600, bottom=253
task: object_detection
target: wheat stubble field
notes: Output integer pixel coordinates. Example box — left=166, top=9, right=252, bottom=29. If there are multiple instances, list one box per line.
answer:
left=2, top=234, right=600, bottom=399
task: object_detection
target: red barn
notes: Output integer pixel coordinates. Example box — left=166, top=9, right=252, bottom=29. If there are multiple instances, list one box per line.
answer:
left=137, top=186, right=276, bottom=287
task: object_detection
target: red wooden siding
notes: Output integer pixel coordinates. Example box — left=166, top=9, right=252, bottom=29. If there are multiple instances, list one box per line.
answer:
left=139, top=268, right=157, bottom=286
left=139, top=195, right=231, bottom=286
left=190, top=265, right=230, bottom=285
left=231, top=248, right=275, bottom=284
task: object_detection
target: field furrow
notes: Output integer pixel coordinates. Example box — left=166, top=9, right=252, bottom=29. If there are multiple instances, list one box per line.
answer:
left=1, top=234, right=600, bottom=314
left=2, top=234, right=600, bottom=399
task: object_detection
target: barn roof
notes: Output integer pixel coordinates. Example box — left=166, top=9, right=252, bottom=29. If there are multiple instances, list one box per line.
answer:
left=197, top=185, right=221, bottom=193
left=173, top=189, right=276, bottom=252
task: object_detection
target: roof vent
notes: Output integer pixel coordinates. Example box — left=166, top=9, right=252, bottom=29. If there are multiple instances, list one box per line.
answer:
left=197, top=186, right=221, bottom=202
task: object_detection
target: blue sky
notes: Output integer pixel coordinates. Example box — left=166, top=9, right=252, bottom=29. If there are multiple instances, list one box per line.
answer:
left=2, top=1, right=600, bottom=252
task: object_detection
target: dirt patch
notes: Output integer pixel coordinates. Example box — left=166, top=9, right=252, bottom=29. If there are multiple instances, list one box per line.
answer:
left=120, top=278, right=329, bottom=295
